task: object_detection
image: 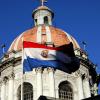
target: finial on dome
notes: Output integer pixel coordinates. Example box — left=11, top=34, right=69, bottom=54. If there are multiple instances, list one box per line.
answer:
left=40, top=0, right=47, bottom=6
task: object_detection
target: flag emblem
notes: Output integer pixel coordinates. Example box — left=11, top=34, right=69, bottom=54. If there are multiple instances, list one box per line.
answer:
left=41, top=50, right=49, bottom=58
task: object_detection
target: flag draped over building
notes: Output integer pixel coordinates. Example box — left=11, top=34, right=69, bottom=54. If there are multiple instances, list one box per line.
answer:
left=23, top=41, right=79, bottom=73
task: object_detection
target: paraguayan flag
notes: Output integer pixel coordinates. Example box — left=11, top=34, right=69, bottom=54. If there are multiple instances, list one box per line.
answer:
left=23, top=41, right=79, bottom=73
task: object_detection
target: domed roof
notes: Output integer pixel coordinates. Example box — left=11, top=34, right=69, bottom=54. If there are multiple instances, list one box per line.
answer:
left=34, top=6, right=51, bottom=11
left=8, top=25, right=80, bottom=52
left=32, top=6, right=54, bottom=18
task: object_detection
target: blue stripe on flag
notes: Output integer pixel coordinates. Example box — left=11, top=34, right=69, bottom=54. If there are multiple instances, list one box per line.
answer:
left=23, top=56, right=69, bottom=72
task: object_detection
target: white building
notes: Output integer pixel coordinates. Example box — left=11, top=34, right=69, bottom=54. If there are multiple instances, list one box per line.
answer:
left=0, top=2, right=98, bottom=100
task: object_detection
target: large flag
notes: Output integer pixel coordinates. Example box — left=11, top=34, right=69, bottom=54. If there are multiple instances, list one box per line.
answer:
left=23, top=41, right=79, bottom=73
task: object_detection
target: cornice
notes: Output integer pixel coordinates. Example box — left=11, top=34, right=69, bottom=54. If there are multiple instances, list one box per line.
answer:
left=0, top=56, right=21, bottom=72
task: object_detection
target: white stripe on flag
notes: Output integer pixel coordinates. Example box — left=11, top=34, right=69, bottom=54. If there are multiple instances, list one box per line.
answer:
left=24, top=48, right=71, bottom=63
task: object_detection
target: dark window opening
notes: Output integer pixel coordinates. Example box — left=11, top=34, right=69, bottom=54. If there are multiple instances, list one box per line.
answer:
left=35, top=19, right=37, bottom=25
left=44, top=16, right=48, bottom=25
left=17, top=82, right=33, bottom=100
left=59, top=81, right=73, bottom=100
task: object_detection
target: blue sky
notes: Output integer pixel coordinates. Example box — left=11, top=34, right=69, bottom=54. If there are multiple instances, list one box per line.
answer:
left=0, top=0, right=100, bottom=94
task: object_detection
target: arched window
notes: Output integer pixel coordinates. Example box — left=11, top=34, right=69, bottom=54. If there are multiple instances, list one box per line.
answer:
left=17, top=82, right=33, bottom=100
left=59, top=81, right=73, bottom=100
left=44, top=16, right=48, bottom=25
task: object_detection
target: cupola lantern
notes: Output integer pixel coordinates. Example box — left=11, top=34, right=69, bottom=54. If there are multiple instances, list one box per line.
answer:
left=32, top=1, right=54, bottom=26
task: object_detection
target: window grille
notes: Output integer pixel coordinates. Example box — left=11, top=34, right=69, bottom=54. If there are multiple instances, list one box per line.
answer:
left=17, top=82, right=33, bottom=100
left=24, top=91, right=33, bottom=100
left=59, top=81, right=73, bottom=100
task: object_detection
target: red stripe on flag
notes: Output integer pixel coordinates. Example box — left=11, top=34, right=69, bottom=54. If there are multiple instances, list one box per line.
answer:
left=23, top=41, right=75, bottom=57
left=23, top=41, right=59, bottom=50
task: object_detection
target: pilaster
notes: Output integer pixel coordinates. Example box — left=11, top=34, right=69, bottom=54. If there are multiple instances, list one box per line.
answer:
left=82, top=74, right=91, bottom=98
left=75, top=70, right=84, bottom=100
left=8, top=73, right=15, bottom=100
left=36, top=67, right=43, bottom=99
left=47, top=67, right=55, bottom=98
left=1, top=77, right=8, bottom=100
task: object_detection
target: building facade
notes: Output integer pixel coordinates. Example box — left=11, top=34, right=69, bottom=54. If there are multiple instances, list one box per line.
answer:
left=0, top=3, right=98, bottom=100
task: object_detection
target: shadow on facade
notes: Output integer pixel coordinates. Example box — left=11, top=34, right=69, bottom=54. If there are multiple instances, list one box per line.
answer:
left=82, top=95, right=100, bottom=100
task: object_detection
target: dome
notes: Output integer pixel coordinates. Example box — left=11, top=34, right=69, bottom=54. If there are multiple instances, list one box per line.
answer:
left=32, top=6, right=54, bottom=19
left=8, top=25, right=80, bottom=52
left=33, top=6, right=52, bottom=12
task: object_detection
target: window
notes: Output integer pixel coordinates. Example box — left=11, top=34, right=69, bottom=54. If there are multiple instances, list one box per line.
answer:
left=35, top=19, right=37, bottom=25
left=17, top=82, right=33, bottom=100
left=44, top=16, right=48, bottom=25
left=59, top=81, right=73, bottom=100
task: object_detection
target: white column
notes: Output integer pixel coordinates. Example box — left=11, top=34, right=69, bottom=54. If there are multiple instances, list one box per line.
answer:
left=48, top=67, right=55, bottom=98
left=76, top=75, right=84, bottom=100
left=8, top=73, right=14, bottom=100
left=36, top=68, right=43, bottom=99
left=37, top=26, right=42, bottom=43
left=45, top=26, right=52, bottom=43
left=55, top=88, right=59, bottom=98
left=83, top=78, right=91, bottom=98
left=1, top=78, right=7, bottom=100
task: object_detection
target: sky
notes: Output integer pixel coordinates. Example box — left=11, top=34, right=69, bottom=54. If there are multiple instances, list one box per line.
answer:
left=0, top=0, right=100, bottom=94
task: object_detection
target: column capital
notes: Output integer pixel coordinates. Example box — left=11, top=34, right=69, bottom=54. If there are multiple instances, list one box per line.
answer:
left=35, top=67, right=43, bottom=73
left=47, top=67, right=55, bottom=73
left=2, top=76, right=8, bottom=84
left=82, top=74, right=89, bottom=81
left=8, top=73, right=15, bottom=80
left=75, top=70, right=82, bottom=77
